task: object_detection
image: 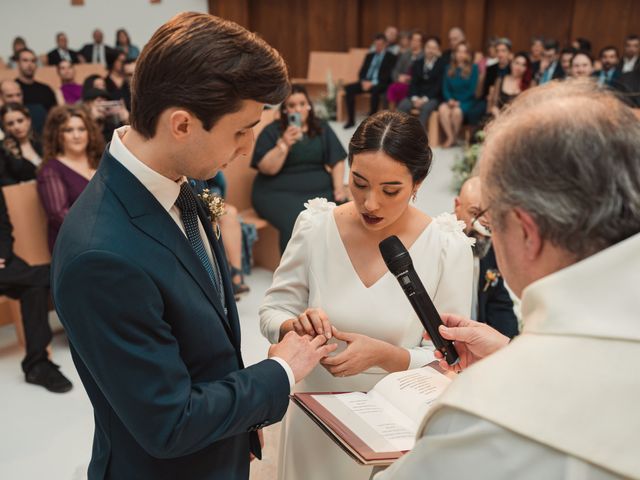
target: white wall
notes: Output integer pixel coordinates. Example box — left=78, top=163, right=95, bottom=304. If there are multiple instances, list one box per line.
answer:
left=0, top=0, right=208, bottom=62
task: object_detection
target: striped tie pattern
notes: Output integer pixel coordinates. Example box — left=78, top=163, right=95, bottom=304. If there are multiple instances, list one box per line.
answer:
left=175, top=182, right=226, bottom=313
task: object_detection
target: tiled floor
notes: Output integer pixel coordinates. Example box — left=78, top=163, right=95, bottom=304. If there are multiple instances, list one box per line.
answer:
left=0, top=120, right=461, bottom=479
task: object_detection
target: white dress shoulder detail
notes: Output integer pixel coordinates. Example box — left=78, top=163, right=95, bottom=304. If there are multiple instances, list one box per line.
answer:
left=433, top=212, right=476, bottom=247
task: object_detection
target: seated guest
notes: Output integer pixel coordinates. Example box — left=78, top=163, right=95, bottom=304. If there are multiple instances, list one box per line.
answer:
left=476, top=37, right=498, bottom=75
left=0, top=79, right=24, bottom=106
left=115, top=28, right=140, bottom=61
left=386, top=30, right=424, bottom=110
left=619, top=34, right=639, bottom=73
left=439, top=42, right=481, bottom=147
left=80, top=28, right=116, bottom=68
left=537, top=39, right=564, bottom=84
left=454, top=176, right=518, bottom=337
left=377, top=79, right=640, bottom=480
left=83, top=88, right=128, bottom=143
left=488, top=52, right=534, bottom=117
left=7, top=36, right=27, bottom=69
left=383, top=25, right=400, bottom=55
left=482, top=37, right=511, bottom=100
left=0, top=189, right=72, bottom=393
left=560, top=47, right=577, bottom=77
left=37, top=106, right=103, bottom=252
left=46, top=32, right=81, bottom=66
left=81, top=74, right=107, bottom=96
left=15, top=48, right=58, bottom=136
left=529, top=36, right=544, bottom=76
left=595, top=46, right=621, bottom=86
left=571, top=51, right=595, bottom=79
left=442, top=27, right=466, bottom=65
left=398, top=36, right=445, bottom=126
left=252, top=85, right=347, bottom=253
left=260, top=110, right=473, bottom=480
left=0, top=103, right=41, bottom=184
left=55, top=60, right=82, bottom=105
left=343, top=34, right=396, bottom=128
left=571, top=37, right=592, bottom=55
left=105, top=52, right=131, bottom=110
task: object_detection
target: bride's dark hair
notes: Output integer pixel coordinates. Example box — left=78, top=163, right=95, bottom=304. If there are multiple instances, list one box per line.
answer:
left=348, top=111, right=432, bottom=184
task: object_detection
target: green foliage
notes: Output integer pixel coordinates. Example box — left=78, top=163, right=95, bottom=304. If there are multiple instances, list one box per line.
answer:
left=451, top=130, right=485, bottom=192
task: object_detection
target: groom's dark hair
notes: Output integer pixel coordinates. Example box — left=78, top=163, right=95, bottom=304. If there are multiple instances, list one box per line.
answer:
left=130, top=12, right=290, bottom=139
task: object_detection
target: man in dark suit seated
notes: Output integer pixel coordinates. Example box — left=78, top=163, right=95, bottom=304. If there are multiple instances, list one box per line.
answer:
left=343, top=33, right=397, bottom=128
left=0, top=190, right=72, bottom=392
left=454, top=176, right=519, bottom=337
left=537, top=39, right=565, bottom=84
left=398, top=36, right=445, bottom=126
left=595, top=45, right=621, bottom=86
left=47, top=32, right=81, bottom=66
left=52, top=13, right=335, bottom=480
left=80, top=29, right=116, bottom=68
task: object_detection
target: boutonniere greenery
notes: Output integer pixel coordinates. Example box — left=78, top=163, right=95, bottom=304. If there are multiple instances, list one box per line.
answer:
left=483, top=269, right=500, bottom=292
left=197, top=188, right=226, bottom=240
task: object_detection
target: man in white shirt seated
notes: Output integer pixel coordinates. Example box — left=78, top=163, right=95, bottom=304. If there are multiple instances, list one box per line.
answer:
left=376, top=79, right=640, bottom=479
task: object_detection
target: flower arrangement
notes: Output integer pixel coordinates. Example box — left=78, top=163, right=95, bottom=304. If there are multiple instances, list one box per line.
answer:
left=198, top=188, right=226, bottom=239
left=451, top=129, right=485, bottom=193
left=314, top=71, right=338, bottom=121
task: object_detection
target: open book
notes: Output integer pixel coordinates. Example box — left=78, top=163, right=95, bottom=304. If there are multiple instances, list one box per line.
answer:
left=291, top=362, right=453, bottom=466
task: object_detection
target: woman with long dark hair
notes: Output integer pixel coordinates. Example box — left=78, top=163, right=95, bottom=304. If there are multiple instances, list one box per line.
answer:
left=251, top=84, right=347, bottom=252
left=260, top=110, right=473, bottom=480
left=0, top=103, right=42, bottom=185
left=37, top=105, right=104, bottom=251
left=489, top=51, right=535, bottom=117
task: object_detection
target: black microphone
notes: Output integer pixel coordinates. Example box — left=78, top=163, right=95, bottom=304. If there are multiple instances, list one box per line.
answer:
left=379, top=235, right=459, bottom=366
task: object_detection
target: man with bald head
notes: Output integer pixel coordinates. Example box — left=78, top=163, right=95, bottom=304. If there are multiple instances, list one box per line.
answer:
left=376, top=79, right=640, bottom=478
left=0, top=80, right=24, bottom=105
left=442, top=27, right=466, bottom=64
left=454, top=176, right=518, bottom=337
left=80, top=29, right=116, bottom=67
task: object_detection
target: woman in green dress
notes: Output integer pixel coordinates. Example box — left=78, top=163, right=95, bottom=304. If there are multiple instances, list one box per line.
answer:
left=252, top=85, right=348, bottom=252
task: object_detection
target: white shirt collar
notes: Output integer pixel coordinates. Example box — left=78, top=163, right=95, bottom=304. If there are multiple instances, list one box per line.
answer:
left=109, top=126, right=182, bottom=213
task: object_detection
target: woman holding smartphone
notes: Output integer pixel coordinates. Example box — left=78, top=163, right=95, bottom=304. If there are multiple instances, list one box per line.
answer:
left=252, top=84, right=347, bottom=253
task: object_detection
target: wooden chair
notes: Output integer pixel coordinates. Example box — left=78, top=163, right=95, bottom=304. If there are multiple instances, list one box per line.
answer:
left=0, top=181, right=51, bottom=345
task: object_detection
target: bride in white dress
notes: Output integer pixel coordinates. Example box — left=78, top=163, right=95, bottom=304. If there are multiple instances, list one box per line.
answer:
left=259, top=111, right=474, bottom=480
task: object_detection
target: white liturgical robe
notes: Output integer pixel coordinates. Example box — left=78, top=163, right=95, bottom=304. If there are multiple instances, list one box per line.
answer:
left=377, top=232, right=640, bottom=480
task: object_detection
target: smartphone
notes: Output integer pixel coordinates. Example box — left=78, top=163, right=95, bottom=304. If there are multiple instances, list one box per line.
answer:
left=288, top=112, right=302, bottom=128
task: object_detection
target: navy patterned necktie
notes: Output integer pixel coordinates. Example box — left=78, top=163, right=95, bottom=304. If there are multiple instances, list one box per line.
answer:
left=175, top=182, right=226, bottom=313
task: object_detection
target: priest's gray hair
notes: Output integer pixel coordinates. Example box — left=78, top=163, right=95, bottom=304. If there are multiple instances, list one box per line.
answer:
left=481, top=79, right=640, bottom=258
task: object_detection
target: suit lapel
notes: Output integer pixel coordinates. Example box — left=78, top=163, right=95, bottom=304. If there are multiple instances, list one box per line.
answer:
left=98, top=151, right=235, bottom=343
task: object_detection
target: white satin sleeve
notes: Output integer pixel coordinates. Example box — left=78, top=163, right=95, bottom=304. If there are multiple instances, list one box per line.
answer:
left=259, top=209, right=318, bottom=344
left=406, top=215, right=474, bottom=369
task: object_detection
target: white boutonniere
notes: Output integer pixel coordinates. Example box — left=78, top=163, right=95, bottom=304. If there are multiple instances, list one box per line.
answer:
left=197, top=188, right=226, bottom=239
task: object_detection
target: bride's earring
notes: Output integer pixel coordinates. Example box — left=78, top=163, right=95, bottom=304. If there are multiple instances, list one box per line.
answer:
left=411, top=191, right=418, bottom=202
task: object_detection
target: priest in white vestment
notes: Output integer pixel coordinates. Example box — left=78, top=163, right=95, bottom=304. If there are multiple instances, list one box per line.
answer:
left=376, top=79, right=640, bottom=480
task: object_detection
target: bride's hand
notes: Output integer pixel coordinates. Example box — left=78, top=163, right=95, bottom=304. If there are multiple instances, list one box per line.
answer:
left=280, top=308, right=333, bottom=340
left=320, top=327, right=385, bottom=377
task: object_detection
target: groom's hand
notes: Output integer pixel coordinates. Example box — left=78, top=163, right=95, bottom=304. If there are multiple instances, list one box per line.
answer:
left=269, top=332, right=337, bottom=382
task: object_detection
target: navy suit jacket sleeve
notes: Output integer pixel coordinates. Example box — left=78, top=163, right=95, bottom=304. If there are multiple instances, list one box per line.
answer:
left=55, top=249, right=290, bottom=459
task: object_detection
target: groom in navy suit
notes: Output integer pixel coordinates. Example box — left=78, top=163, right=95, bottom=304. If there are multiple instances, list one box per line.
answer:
left=51, top=13, right=335, bottom=480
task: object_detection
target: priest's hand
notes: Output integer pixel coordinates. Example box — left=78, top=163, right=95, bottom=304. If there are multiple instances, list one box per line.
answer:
left=426, top=313, right=509, bottom=373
